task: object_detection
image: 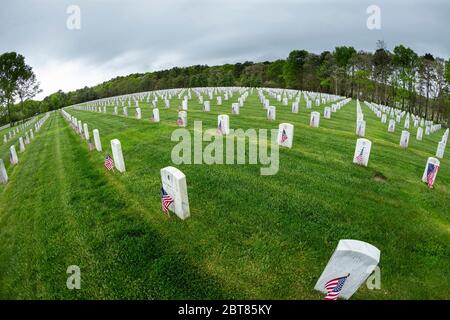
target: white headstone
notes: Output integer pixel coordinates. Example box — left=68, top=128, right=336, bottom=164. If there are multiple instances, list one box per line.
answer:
left=111, top=139, right=126, bottom=173
left=400, top=131, right=410, bottom=148
left=310, top=112, right=320, bottom=128
left=114, top=106, right=118, bottom=115
left=182, top=99, right=188, bottom=110
left=203, top=101, right=210, bottom=112
left=29, top=129, right=34, bottom=140
left=160, top=166, right=190, bottom=220
left=356, top=121, right=366, bottom=137
left=135, top=107, right=142, bottom=119
left=93, top=129, right=102, bottom=152
left=10, top=145, right=18, bottom=165
left=231, top=103, right=240, bottom=115
left=83, top=123, right=89, bottom=140
left=123, top=107, right=128, bottom=117
left=152, top=108, right=160, bottom=123
left=422, top=157, right=439, bottom=188
left=0, top=159, right=8, bottom=184
left=425, top=126, right=430, bottom=135
left=292, top=102, right=299, bottom=113
left=19, top=137, right=25, bottom=152
left=217, top=115, right=230, bottom=135
left=217, top=96, right=222, bottom=105
left=177, top=111, right=187, bottom=127
left=277, top=123, right=294, bottom=149
left=416, top=127, right=423, bottom=141
left=324, top=107, right=331, bottom=119
left=78, top=120, right=83, bottom=136
left=353, top=138, right=372, bottom=167
left=436, top=141, right=445, bottom=159
left=381, top=114, right=387, bottom=123
left=267, top=106, right=276, bottom=120
left=357, top=113, right=364, bottom=122
left=388, top=119, right=396, bottom=133
left=314, top=239, right=380, bottom=300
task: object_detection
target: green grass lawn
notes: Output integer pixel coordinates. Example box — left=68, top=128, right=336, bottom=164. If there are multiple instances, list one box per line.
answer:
left=0, top=90, right=449, bottom=299
left=0, top=115, right=43, bottom=172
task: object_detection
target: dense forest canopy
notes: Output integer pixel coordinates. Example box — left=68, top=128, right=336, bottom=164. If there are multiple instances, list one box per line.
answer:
left=1, top=42, right=450, bottom=126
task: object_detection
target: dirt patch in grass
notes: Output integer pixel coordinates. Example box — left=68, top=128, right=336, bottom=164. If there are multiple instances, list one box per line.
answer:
left=373, top=172, right=387, bottom=182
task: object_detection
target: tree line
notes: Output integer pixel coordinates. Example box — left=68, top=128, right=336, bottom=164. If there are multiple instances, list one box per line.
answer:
left=1, top=41, right=450, bottom=126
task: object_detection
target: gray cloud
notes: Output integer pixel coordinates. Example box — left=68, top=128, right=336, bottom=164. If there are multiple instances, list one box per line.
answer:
left=1, top=0, right=449, bottom=99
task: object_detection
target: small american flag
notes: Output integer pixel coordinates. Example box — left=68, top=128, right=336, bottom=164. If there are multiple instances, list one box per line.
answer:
left=104, top=154, right=114, bottom=171
left=177, top=117, right=184, bottom=126
left=324, top=274, right=349, bottom=300
left=311, top=116, right=315, bottom=126
left=161, top=187, right=174, bottom=215
left=356, top=147, right=365, bottom=164
left=426, top=163, right=439, bottom=188
left=280, top=128, right=288, bottom=143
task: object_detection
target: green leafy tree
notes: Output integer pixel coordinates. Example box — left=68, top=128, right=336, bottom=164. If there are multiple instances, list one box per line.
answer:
left=267, top=60, right=285, bottom=87
left=283, top=50, right=308, bottom=89
left=392, top=45, right=418, bottom=112
left=0, top=52, right=38, bottom=124
left=333, top=46, right=357, bottom=96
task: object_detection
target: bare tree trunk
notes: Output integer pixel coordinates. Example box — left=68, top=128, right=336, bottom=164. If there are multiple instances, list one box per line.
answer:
left=6, top=98, right=12, bottom=126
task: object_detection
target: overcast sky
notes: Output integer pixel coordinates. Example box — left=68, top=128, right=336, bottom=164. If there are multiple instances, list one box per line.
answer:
left=1, top=0, right=449, bottom=100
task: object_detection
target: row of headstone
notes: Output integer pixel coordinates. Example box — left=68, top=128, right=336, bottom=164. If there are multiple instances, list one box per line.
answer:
left=73, top=87, right=249, bottom=113
left=364, top=101, right=441, bottom=143
left=362, top=101, right=445, bottom=152
left=66, top=104, right=193, bottom=220
left=61, top=109, right=126, bottom=173
left=3, top=115, right=42, bottom=144
left=1, top=112, right=51, bottom=184
left=353, top=136, right=441, bottom=187
left=435, top=128, right=448, bottom=159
